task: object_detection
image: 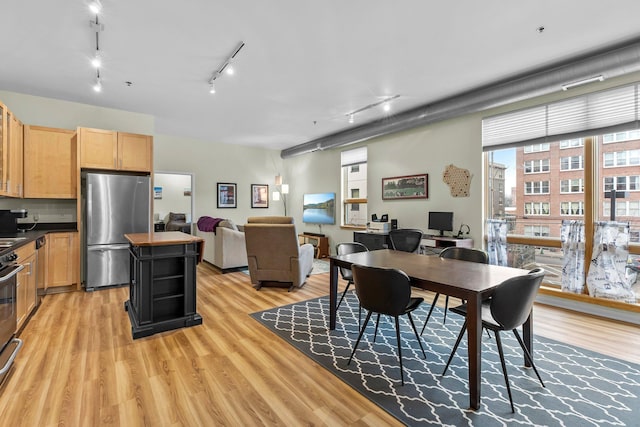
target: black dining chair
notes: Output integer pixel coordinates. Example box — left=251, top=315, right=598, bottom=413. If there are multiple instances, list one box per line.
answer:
left=389, top=229, right=423, bottom=253
left=420, top=246, right=489, bottom=334
left=441, top=268, right=546, bottom=413
left=347, top=264, right=426, bottom=385
left=335, top=242, right=368, bottom=314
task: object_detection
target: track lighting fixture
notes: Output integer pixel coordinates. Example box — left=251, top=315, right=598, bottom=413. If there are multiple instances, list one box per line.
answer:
left=207, top=41, right=245, bottom=94
left=561, top=75, right=605, bottom=91
left=88, top=2, right=105, bottom=93
left=209, top=82, right=216, bottom=94
left=345, top=95, right=400, bottom=122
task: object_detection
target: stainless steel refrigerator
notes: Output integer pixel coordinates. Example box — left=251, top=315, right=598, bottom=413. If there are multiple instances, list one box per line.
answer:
left=83, top=172, right=151, bottom=291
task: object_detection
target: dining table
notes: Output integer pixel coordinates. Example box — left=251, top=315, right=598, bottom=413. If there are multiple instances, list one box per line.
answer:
left=328, top=249, right=531, bottom=410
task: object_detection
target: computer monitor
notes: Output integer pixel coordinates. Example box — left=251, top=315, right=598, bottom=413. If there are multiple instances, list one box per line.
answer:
left=428, top=211, right=453, bottom=237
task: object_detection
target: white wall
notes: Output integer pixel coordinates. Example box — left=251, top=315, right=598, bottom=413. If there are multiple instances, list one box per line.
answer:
left=153, top=134, right=284, bottom=225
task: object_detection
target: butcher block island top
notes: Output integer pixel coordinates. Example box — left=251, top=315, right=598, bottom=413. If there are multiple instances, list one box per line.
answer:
left=124, top=231, right=203, bottom=246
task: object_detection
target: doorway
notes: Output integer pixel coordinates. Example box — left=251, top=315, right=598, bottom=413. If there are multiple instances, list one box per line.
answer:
left=153, top=172, right=194, bottom=232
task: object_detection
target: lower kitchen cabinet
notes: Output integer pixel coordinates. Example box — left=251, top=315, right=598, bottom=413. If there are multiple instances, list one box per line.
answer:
left=46, top=232, right=79, bottom=290
left=16, top=242, right=36, bottom=332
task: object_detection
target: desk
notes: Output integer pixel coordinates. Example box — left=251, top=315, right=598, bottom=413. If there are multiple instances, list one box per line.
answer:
left=329, top=249, right=529, bottom=410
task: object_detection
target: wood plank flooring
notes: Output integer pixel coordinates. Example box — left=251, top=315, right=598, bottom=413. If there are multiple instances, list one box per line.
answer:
left=1, top=262, right=639, bottom=426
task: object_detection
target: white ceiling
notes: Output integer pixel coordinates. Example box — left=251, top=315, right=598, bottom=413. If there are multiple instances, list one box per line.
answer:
left=2, top=1, right=640, bottom=151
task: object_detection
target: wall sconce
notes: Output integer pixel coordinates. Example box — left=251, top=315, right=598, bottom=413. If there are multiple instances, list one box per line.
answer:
left=274, top=175, right=289, bottom=215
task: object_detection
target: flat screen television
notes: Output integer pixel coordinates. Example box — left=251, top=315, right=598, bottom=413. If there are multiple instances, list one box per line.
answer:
left=303, top=193, right=336, bottom=225
left=428, top=211, right=453, bottom=237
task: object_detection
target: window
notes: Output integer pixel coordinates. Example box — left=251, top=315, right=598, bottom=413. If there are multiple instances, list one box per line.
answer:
left=603, top=130, right=640, bottom=143
left=604, top=176, right=640, bottom=192
left=524, top=225, right=550, bottom=237
left=483, top=82, right=640, bottom=299
left=524, top=143, right=550, bottom=153
left=560, top=179, right=584, bottom=193
left=341, top=147, right=367, bottom=226
left=559, top=139, right=584, bottom=148
left=524, top=159, right=550, bottom=173
left=524, top=180, right=549, bottom=194
left=603, top=149, right=640, bottom=167
left=524, top=202, right=550, bottom=215
left=560, top=156, right=583, bottom=170
left=560, top=201, right=584, bottom=216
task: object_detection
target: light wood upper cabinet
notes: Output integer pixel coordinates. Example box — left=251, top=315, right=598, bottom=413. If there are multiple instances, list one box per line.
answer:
left=5, top=111, right=23, bottom=197
left=24, top=126, right=76, bottom=198
left=118, top=132, right=153, bottom=172
left=79, top=127, right=152, bottom=172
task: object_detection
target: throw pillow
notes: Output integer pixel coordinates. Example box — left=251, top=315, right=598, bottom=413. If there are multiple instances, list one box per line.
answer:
left=219, top=219, right=238, bottom=231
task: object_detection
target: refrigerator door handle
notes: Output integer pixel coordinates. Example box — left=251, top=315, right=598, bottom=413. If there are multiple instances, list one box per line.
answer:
left=87, top=244, right=130, bottom=252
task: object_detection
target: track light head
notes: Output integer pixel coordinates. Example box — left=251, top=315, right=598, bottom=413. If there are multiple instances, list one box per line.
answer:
left=93, top=79, right=102, bottom=92
left=383, top=102, right=391, bottom=112
left=91, top=53, right=101, bottom=68
left=209, top=82, right=216, bottom=94
left=89, top=0, right=102, bottom=14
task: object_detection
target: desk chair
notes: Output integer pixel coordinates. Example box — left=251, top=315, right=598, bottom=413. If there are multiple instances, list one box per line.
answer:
left=420, top=247, right=489, bottom=334
left=347, top=264, right=426, bottom=385
left=389, top=229, right=423, bottom=253
left=442, top=268, right=546, bottom=412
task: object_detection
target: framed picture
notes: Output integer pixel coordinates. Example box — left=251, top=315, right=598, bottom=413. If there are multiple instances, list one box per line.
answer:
left=217, top=182, right=237, bottom=208
left=382, top=174, right=428, bottom=200
left=251, top=184, right=269, bottom=208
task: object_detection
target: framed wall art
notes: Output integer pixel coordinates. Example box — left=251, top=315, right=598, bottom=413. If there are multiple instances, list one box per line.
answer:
left=382, top=174, right=428, bottom=200
left=251, top=184, right=269, bottom=208
left=217, top=182, right=237, bottom=208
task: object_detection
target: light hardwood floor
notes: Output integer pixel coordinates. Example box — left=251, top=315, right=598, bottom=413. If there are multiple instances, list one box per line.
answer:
left=2, top=262, right=639, bottom=426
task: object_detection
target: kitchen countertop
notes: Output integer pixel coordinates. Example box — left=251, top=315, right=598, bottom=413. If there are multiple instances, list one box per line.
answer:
left=124, top=231, right=203, bottom=246
left=0, top=223, right=78, bottom=254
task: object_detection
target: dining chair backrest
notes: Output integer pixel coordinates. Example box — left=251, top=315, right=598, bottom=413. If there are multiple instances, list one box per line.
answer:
left=439, top=246, right=489, bottom=264
left=389, top=229, right=423, bottom=253
left=352, top=264, right=411, bottom=316
left=336, top=242, right=368, bottom=281
left=490, top=268, right=545, bottom=331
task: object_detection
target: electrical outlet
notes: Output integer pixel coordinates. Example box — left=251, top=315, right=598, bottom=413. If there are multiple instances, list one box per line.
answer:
left=33, top=213, right=39, bottom=222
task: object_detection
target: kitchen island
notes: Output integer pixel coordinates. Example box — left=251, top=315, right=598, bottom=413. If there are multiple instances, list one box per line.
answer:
left=124, top=231, right=203, bottom=339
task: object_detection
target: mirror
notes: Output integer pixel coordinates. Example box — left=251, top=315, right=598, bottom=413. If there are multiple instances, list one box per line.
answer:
left=153, top=172, right=194, bottom=233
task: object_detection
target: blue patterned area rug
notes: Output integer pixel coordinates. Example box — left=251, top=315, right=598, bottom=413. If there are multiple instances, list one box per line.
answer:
left=251, top=293, right=640, bottom=426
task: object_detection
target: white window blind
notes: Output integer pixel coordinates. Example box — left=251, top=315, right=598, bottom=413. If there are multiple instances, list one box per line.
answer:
left=341, top=146, right=367, bottom=166
left=482, top=83, right=640, bottom=150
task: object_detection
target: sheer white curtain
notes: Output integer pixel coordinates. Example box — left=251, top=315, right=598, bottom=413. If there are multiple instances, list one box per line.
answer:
left=486, top=219, right=508, bottom=266
left=586, top=221, right=637, bottom=302
left=560, top=220, right=586, bottom=294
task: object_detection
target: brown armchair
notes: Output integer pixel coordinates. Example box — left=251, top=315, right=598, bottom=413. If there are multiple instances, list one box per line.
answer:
left=165, top=212, right=191, bottom=233
left=243, top=216, right=315, bottom=291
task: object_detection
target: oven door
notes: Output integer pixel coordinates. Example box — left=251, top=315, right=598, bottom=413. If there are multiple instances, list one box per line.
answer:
left=0, top=264, right=24, bottom=386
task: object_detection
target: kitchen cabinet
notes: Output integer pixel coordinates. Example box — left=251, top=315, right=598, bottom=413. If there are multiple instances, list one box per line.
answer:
left=79, top=127, right=153, bottom=172
left=6, top=112, right=24, bottom=197
left=0, top=102, right=23, bottom=197
left=16, top=241, right=36, bottom=332
left=23, top=126, right=76, bottom=198
left=46, top=232, right=79, bottom=290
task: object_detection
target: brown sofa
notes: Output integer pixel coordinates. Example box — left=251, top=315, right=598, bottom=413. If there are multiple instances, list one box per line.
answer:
left=165, top=212, right=191, bottom=233
left=243, top=216, right=314, bottom=291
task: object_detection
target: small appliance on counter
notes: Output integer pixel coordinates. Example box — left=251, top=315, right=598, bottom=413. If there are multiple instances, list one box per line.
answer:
left=0, top=209, right=27, bottom=234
